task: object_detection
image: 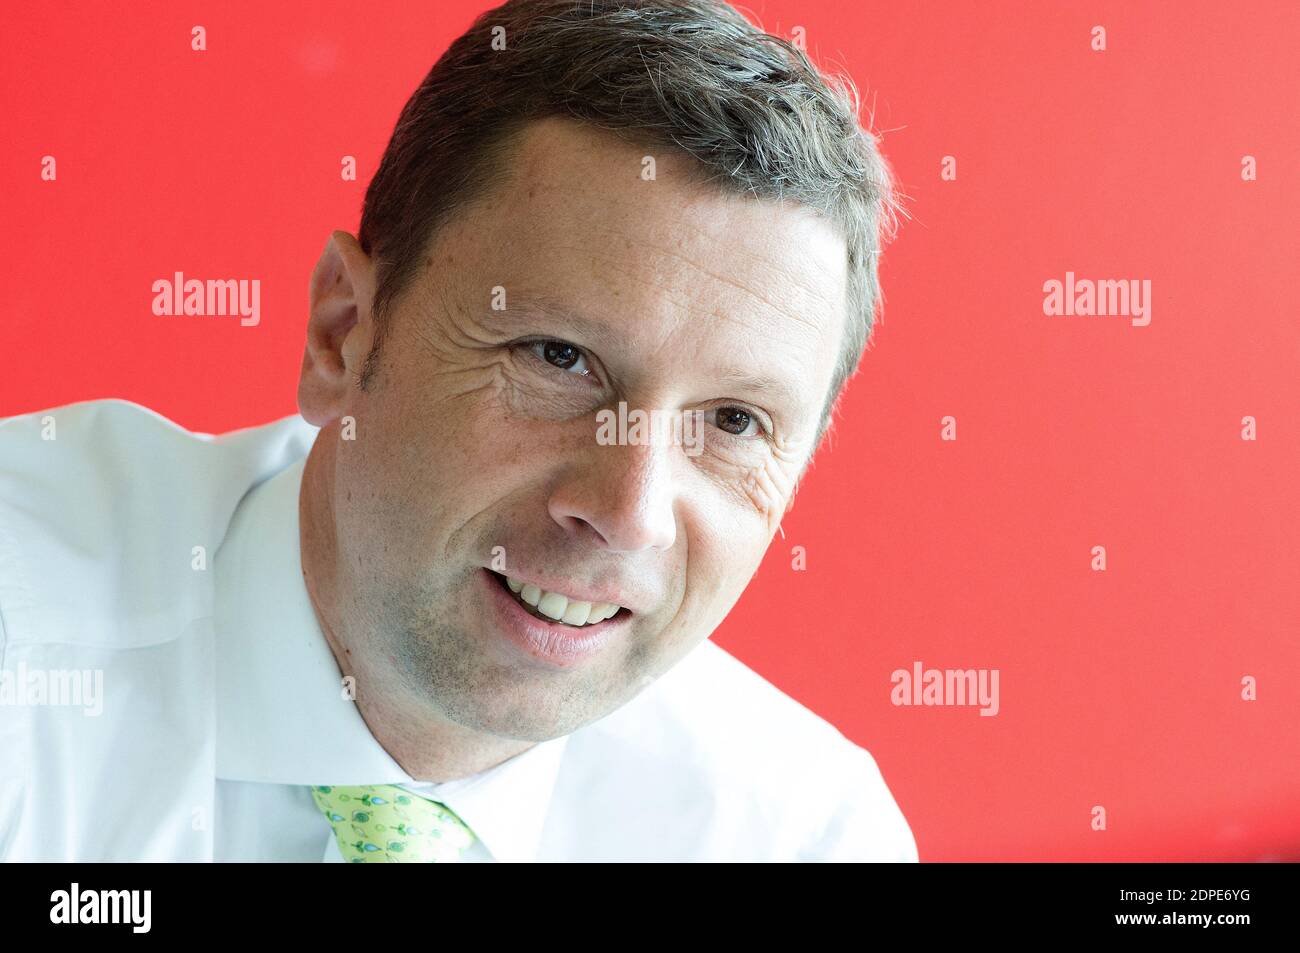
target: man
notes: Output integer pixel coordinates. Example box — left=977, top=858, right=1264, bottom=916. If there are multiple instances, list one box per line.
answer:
left=0, top=0, right=915, bottom=861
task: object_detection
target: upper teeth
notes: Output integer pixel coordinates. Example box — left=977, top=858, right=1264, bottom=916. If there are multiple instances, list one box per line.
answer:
left=506, top=576, right=620, bottom=626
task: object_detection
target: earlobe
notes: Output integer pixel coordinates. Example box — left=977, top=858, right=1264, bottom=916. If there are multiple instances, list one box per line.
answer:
left=299, top=231, right=376, bottom=425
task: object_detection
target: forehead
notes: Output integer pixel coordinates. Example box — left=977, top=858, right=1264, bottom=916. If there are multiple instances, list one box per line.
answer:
left=432, top=117, right=848, bottom=418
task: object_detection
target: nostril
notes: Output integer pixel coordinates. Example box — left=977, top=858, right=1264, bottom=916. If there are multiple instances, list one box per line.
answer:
left=558, top=515, right=606, bottom=547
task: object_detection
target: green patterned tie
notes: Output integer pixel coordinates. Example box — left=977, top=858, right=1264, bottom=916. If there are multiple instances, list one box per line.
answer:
left=310, top=784, right=478, bottom=863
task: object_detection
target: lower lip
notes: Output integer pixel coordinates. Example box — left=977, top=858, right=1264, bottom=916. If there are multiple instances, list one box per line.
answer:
left=480, top=569, right=625, bottom=668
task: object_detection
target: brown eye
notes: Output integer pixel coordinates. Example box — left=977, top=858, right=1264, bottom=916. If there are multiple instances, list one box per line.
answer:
left=529, top=340, right=589, bottom=375
left=543, top=341, right=579, bottom=368
left=715, top=406, right=756, bottom=436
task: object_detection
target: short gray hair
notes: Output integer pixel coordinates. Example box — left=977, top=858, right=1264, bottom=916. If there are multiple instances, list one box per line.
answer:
left=358, top=0, right=903, bottom=438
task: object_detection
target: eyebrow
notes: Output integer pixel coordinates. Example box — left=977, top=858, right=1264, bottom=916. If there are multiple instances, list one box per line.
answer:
left=709, top=370, right=806, bottom=410
left=494, top=291, right=622, bottom=350
left=498, top=291, right=807, bottom=410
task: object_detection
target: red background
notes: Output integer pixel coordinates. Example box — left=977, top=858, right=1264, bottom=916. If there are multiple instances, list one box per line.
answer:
left=4, top=1, right=1298, bottom=860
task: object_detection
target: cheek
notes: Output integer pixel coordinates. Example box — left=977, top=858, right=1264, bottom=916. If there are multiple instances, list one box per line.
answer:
left=675, top=451, right=805, bottom=619
left=692, top=430, right=807, bottom=536
left=443, top=360, right=604, bottom=487
left=683, top=505, right=771, bottom=616
left=337, top=360, right=537, bottom=547
left=422, top=348, right=602, bottom=441
left=740, top=466, right=784, bottom=529
left=400, top=356, right=548, bottom=473
left=707, top=453, right=799, bottom=539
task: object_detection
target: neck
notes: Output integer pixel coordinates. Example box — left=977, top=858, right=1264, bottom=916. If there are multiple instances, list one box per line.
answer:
left=296, top=428, right=533, bottom=782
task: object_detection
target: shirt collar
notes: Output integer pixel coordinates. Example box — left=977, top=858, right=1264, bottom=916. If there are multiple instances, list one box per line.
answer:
left=214, top=447, right=569, bottom=862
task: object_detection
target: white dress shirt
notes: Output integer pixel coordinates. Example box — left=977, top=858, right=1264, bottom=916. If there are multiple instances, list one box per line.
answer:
left=0, top=398, right=919, bottom=862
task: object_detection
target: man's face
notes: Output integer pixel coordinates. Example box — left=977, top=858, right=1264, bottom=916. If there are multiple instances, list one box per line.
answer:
left=320, top=117, right=847, bottom=742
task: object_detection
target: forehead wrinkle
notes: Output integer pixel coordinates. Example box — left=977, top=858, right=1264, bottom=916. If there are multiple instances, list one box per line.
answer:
left=571, top=200, right=846, bottom=321
left=495, top=193, right=841, bottom=346
left=595, top=231, right=839, bottom=346
left=560, top=242, right=827, bottom=345
left=502, top=242, right=759, bottom=342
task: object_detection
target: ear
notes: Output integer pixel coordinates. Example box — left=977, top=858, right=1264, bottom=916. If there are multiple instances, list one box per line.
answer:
left=299, top=231, right=377, bottom=426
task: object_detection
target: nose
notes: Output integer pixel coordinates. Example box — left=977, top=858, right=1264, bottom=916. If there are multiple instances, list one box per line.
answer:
left=547, top=439, right=678, bottom=552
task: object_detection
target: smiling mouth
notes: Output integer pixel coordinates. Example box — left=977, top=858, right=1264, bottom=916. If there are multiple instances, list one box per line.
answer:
left=486, top=570, right=627, bottom=628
